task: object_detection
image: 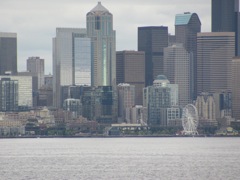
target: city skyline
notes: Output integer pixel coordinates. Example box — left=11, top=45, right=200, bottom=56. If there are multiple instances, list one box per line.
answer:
left=0, top=0, right=210, bottom=74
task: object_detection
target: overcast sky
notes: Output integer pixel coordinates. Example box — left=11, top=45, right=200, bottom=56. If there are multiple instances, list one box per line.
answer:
left=0, top=0, right=210, bottom=74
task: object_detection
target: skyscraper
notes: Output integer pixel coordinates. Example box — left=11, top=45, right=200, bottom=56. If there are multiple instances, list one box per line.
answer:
left=163, top=44, right=191, bottom=108
left=86, top=2, right=116, bottom=87
left=175, top=12, right=201, bottom=100
left=0, top=78, right=18, bottom=112
left=0, top=32, right=17, bottom=75
left=117, top=83, right=135, bottom=122
left=116, top=51, right=145, bottom=105
left=27, top=57, right=44, bottom=89
left=138, top=26, right=168, bottom=86
left=143, top=75, right=171, bottom=126
left=0, top=75, right=33, bottom=108
left=197, top=32, right=235, bottom=95
left=212, top=0, right=240, bottom=55
left=232, top=57, right=240, bottom=120
left=53, top=28, right=91, bottom=107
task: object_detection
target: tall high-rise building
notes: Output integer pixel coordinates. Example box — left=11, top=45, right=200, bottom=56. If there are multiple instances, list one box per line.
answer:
left=212, top=0, right=240, bottom=56
left=0, top=32, right=17, bottom=75
left=117, top=83, right=135, bottom=122
left=0, top=75, right=32, bottom=108
left=53, top=28, right=91, bottom=107
left=197, top=32, right=235, bottom=95
left=138, top=26, right=168, bottom=86
left=0, top=78, right=18, bottom=112
left=163, top=44, right=191, bottom=108
left=232, top=57, right=240, bottom=120
left=27, top=57, right=44, bottom=89
left=175, top=12, right=201, bottom=100
left=116, top=51, right=145, bottom=105
left=143, top=75, right=171, bottom=126
left=86, top=2, right=116, bottom=87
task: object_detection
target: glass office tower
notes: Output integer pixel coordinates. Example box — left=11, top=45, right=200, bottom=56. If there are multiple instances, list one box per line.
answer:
left=86, top=2, right=116, bottom=87
left=53, top=28, right=91, bottom=107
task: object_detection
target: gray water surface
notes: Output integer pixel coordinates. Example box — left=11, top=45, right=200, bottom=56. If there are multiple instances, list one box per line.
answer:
left=0, top=137, right=239, bottom=180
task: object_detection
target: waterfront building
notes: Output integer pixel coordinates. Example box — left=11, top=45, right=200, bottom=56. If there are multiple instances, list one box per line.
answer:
left=138, top=26, right=168, bottom=86
left=0, top=32, right=17, bottom=75
left=0, top=75, right=32, bottom=108
left=212, top=0, right=240, bottom=55
left=231, top=57, right=240, bottom=120
left=117, top=83, right=135, bottom=122
left=163, top=44, right=190, bottom=108
left=166, top=107, right=181, bottom=127
left=195, top=92, right=218, bottom=126
left=53, top=28, right=91, bottom=107
left=27, top=57, right=44, bottom=89
left=126, top=105, right=148, bottom=125
left=143, top=75, right=171, bottom=126
left=0, top=78, right=18, bottom=112
left=197, top=32, right=235, bottom=95
left=116, top=51, right=145, bottom=105
left=87, top=2, right=116, bottom=87
left=175, top=12, right=201, bottom=100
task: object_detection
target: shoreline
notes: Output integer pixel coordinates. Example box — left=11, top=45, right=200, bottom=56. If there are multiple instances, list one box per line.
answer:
left=1, top=135, right=240, bottom=139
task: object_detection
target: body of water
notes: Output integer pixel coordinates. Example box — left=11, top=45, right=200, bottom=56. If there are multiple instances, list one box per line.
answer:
left=0, top=137, right=239, bottom=180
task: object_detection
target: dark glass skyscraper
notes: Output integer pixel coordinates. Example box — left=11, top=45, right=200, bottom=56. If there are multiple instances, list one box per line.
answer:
left=0, top=33, right=17, bottom=75
left=0, top=78, right=18, bottom=111
left=138, top=26, right=168, bottom=86
left=175, top=12, right=201, bottom=100
left=212, top=0, right=240, bottom=55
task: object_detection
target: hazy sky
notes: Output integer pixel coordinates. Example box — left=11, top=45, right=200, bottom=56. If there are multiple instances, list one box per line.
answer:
left=0, top=0, right=210, bottom=74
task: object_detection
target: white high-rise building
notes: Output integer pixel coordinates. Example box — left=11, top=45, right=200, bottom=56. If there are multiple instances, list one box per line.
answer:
left=27, top=57, right=44, bottom=89
left=164, top=43, right=191, bottom=108
left=53, top=28, right=91, bottom=107
left=87, top=2, right=116, bottom=87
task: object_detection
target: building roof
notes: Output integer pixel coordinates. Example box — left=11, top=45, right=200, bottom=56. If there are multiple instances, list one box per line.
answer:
left=90, top=2, right=109, bottom=13
left=155, top=75, right=168, bottom=80
left=153, top=75, right=170, bottom=87
left=175, top=12, right=193, bottom=25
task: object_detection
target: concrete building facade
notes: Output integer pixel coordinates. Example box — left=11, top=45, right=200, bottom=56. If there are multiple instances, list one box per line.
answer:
left=232, top=57, right=240, bottom=120
left=175, top=12, right=201, bottom=100
left=27, top=57, right=44, bottom=89
left=164, top=44, right=191, bottom=108
left=197, top=32, right=235, bottom=95
left=117, top=83, right=135, bottom=122
left=116, top=51, right=145, bottom=105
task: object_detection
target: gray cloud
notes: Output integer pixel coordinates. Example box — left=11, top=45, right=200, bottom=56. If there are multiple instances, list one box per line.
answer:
left=0, top=0, right=210, bottom=74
